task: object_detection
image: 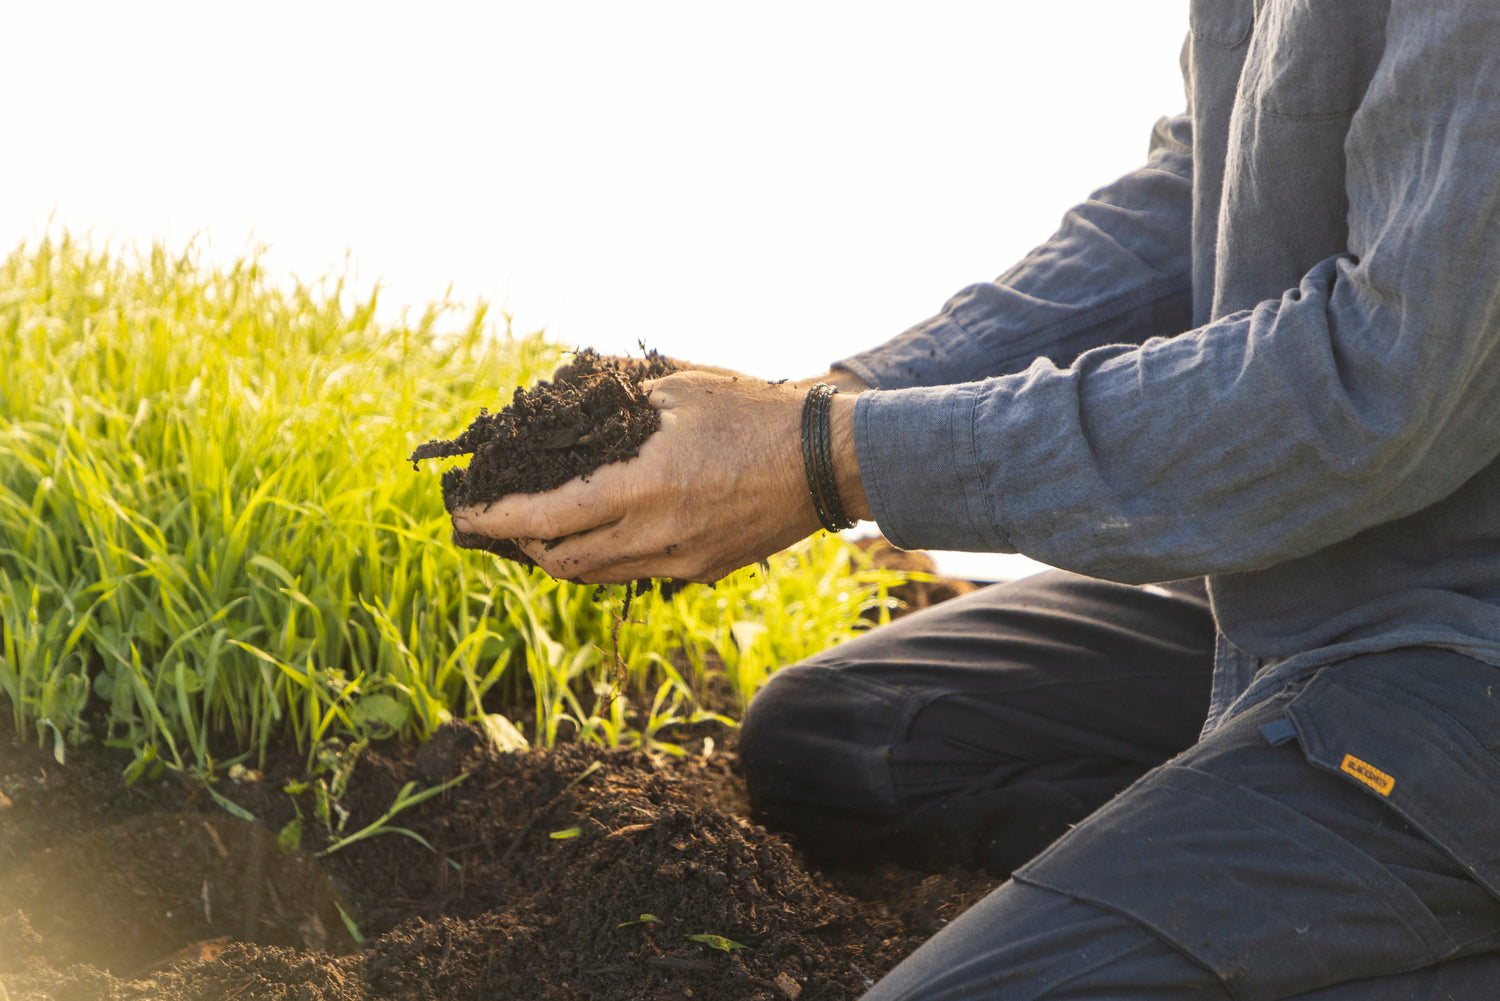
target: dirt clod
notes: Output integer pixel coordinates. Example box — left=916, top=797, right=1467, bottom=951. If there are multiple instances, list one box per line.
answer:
left=0, top=720, right=999, bottom=1000
left=410, top=348, right=679, bottom=566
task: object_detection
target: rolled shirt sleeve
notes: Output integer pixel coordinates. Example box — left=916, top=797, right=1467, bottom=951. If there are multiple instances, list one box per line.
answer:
left=855, top=2, right=1500, bottom=595
left=837, top=110, right=1196, bottom=391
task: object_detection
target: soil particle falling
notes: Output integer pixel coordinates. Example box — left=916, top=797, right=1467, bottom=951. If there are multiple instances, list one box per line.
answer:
left=409, top=348, right=679, bottom=567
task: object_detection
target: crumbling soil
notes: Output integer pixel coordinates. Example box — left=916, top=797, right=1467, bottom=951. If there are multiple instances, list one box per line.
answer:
left=409, top=348, right=680, bottom=566
left=0, top=715, right=999, bottom=1001
left=0, top=351, right=1002, bottom=1000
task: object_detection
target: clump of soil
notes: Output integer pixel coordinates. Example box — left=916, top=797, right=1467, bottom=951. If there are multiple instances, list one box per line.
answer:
left=410, top=348, right=679, bottom=566
left=0, top=718, right=999, bottom=1000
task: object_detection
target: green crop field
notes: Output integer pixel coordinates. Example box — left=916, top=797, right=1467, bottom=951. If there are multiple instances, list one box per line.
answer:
left=0, top=235, right=910, bottom=786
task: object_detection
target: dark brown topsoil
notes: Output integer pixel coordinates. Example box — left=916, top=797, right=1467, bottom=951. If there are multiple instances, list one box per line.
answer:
left=0, top=711, right=997, bottom=1001
left=409, top=349, right=680, bottom=567
left=0, top=352, right=995, bottom=1000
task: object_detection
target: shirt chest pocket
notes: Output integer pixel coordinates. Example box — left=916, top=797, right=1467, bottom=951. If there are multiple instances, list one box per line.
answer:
left=1239, top=0, right=1387, bottom=120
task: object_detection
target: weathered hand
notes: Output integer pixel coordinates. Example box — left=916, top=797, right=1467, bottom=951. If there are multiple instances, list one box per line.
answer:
left=450, top=370, right=868, bottom=584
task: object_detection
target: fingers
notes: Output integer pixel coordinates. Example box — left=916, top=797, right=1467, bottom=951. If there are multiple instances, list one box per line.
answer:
left=642, top=368, right=740, bottom=409
left=507, top=506, right=733, bottom=585
left=641, top=369, right=692, bottom=395
left=451, top=474, right=622, bottom=542
left=515, top=514, right=674, bottom=582
left=523, top=530, right=729, bottom=585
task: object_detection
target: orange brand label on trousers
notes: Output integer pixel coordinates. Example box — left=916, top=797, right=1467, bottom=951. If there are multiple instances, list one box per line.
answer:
left=1340, top=753, right=1395, bottom=796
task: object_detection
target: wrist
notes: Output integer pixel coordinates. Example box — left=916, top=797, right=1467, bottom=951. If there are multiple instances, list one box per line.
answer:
left=827, top=391, right=870, bottom=523
left=795, top=384, right=870, bottom=531
left=799, top=384, right=854, bottom=531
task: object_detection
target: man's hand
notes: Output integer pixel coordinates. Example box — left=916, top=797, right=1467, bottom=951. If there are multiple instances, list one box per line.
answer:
left=450, top=369, right=870, bottom=584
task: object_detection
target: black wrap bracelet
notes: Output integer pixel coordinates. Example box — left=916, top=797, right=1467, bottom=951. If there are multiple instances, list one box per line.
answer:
left=800, top=383, right=857, bottom=533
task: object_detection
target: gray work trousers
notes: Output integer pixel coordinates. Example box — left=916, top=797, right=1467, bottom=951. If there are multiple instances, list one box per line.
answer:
left=739, top=571, right=1500, bottom=999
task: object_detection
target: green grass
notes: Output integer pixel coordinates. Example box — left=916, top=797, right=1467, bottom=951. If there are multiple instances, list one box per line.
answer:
left=0, top=234, right=909, bottom=782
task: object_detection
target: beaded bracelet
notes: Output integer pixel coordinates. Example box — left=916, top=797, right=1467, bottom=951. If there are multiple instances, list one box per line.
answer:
left=800, top=383, right=856, bottom=533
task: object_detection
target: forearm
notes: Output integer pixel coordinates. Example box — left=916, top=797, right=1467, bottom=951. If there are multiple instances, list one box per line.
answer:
left=829, top=389, right=871, bottom=523
left=856, top=5, right=1500, bottom=582
left=861, top=223, right=1500, bottom=584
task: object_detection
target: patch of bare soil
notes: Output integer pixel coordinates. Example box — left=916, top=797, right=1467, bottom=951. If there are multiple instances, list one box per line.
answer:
left=0, top=719, right=998, bottom=1000
left=1, top=353, right=1000, bottom=999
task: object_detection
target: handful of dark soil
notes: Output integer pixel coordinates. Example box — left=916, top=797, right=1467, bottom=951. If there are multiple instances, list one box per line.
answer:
left=410, top=348, right=680, bottom=566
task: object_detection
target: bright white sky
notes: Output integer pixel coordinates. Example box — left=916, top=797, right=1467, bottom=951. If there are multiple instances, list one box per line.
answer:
left=3, top=0, right=1190, bottom=579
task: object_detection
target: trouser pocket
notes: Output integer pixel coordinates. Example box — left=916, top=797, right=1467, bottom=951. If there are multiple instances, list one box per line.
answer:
left=1287, top=648, right=1500, bottom=905
left=1014, top=675, right=1468, bottom=1001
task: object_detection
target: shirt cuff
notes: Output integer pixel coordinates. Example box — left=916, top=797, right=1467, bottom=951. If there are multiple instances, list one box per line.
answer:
left=852, top=384, right=1016, bottom=554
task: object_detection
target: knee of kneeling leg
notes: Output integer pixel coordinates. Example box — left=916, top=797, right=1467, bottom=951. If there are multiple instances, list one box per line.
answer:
left=738, top=664, right=903, bottom=811
left=737, top=667, right=806, bottom=796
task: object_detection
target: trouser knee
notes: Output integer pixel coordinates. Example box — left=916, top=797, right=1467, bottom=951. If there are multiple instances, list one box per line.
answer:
left=739, top=663, right=901, bottom=814
left=738, top=661, right=1149, bottom=874
left=738, top=662, right=917, bottom=863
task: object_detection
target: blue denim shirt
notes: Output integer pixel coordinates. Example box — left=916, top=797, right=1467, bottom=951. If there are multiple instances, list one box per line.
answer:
left=838, top=1, right=1500, bottom=729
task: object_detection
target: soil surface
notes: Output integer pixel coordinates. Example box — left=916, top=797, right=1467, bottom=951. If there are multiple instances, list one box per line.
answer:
left=0, top=712, right=998, bottom=1000
left=2, top=350, right=999, bottom=999
left=410, top=349, right=680, bottom=567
